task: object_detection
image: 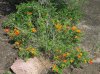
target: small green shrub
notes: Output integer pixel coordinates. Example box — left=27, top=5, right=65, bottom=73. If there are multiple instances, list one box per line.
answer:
left=2, top=0, right=92, bottom=74
left=3, top=71, right=12, bottom=74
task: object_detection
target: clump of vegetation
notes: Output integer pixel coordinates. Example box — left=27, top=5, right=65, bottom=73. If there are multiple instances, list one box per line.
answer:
left=2, top=0, right=92, bottom=74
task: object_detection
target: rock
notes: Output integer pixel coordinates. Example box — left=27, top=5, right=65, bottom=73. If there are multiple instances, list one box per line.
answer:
left=77, top=0, right=100, bottom=60
left=63, top=67, right=71, bottom=74
left=71, top=68, right=83, bottom=74
left=93, top=58, right=100, bottom=63
left=11, top=57, right=51, bottom=74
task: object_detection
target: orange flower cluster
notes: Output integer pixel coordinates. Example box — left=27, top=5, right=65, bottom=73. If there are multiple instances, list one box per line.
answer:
left=61, top=52, right=70, bottom=63
left=71, top=26, right=77, bottom=31
left=71, top=26, right=81, bottom=33
left=4, top=28, right=10, bottom=33
left=63, top=53, right=67, bottom=57
left=14, top=29, right=20, bottom=36
left=52, top=64, right=58, bottom=72
left=32, top=28, right=37, bottom=33
left=63, top=60, right=67, bottom=63
left=62, top=52, right=70, bottom=57
left=77, top=53, right=82, bottom=59
left=27, top=12, right=32, bottom=15
left=88, top=59, right=93, bottom=64
left=76, top=29, right=81, bottom=33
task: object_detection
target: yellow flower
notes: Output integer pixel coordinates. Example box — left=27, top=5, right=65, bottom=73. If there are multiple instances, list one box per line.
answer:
left=19, top=47, right=23, bottom=50
left=31, top=48, right=35, bottom=51
left=66, top=52, right=70, bottom=56
left=75, top=36, right=78, bottom=39
left=52, top=64, right=56, bottom=70
left=27, top=47, right=36, bottom=55
left=79, top=53, right=82, bottom=56
left=70, top=59, right=74, bottom=63
left=32, top=28, right=37, bottom=33
left=84, top=60, right=87, bottom=63
left=71, top=26, right=77, bottom=31
left=15, top=41, right=20, bottom=45
left=55, top=23, right=62, bottom=31
left=31, top=50, right=35, bottom=54
left=26, top=47, right=35, bottom=51
left=76, top=48, right=81, bottom=52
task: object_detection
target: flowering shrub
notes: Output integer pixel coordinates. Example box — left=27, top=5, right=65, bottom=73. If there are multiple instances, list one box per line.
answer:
left=2, top=0, right=92, bottom=74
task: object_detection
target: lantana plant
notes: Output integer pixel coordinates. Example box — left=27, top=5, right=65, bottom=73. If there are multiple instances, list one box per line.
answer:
left=2, top=0, right=92, bottom=74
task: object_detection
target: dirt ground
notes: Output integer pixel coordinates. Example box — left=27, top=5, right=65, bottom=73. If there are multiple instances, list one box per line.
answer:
left=81, top=0, right=100, bottom=56
left=0, top=0, right=100, bottom=74
left=68, top=0, right=100, bottom=74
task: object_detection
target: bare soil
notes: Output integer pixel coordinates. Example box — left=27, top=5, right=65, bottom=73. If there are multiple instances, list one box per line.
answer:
left=68, top=0, right=100, bottom=74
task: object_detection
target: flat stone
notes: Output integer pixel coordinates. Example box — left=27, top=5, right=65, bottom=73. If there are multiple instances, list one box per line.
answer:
left=11, top=57, right=51, bottom=74
left=93, top=58, right=100, bottom=63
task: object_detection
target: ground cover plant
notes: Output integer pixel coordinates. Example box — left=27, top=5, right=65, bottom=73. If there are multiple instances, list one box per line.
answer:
left=2, top=0, right=92, bottom=74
